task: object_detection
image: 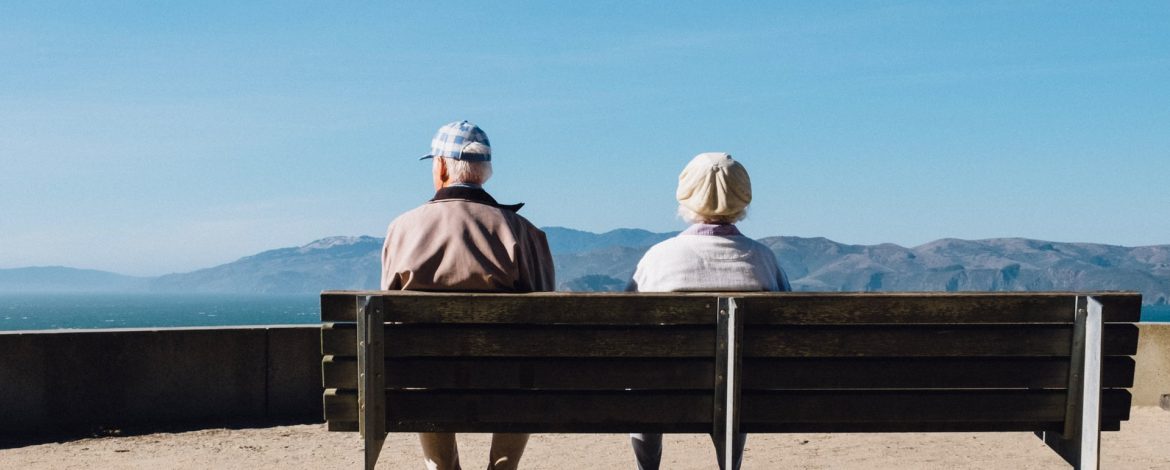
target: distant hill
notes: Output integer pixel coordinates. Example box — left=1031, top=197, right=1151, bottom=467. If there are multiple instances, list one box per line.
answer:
left=762, top=236, right=1170, bottom=305
left=150, top=236, right=383, bottom=294
left=2, top=229, right=1168, bottom=305
left=542, top=227, right=675, bottom=254
left=0, top=266, right=148, bottom=293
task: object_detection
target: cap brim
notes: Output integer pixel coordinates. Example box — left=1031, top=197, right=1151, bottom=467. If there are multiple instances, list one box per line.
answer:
left=419, top=155, right=435, bottom=160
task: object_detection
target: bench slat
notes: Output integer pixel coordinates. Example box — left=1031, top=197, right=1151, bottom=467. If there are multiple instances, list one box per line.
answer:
left=322, top=356, right=1135, bottom=391
left=743, top=324, right=1139, bottom=357
left=324, top=390, right=714, bottom=433
left=736, top=292, right=1141, bottom=324
left=742, top=356, right=1136, bottom=390
left=320, top=292, right=1142, bottom=324
left=323, top=323, right=715, bottom=358
left=320, top=389, right=1130, bottom=433
left=320, top=323, right=1138, bottom=358
left=741, top=389, right=1132, bottom=430
left=322, top=292, right=718, bottom=324
left=325, top=357, right=714, bottom=390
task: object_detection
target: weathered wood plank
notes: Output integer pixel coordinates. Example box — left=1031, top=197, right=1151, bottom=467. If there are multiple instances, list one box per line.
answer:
left=735, top=292, right=1141, bottom=324
left=326, top=357, right=713, bottom=390
left=382, top=325, right=714, bottom=358
left=323, top=388, right=357, bottom=422
left=321, top=292, right=360, bottom=323
left=384, top=295, right=716, bottom=325
left=387, top=390, right=712, bottom=433
left=740, top=389, right=1131, bottom=429
left=322, top=389, right=1130, bottom=433
left=322, top=291, right=719, bottom=323
left=324, top=323, right=1138, bottom=358
left=328, top=421, right=358, bottom=432
left=322, top=356, right=1136, bottom=391
left=742, top=324, right=1139, bottom=357
left=321, top=322, right=356, bottom=356
left=320, top=291, right=1142, bottom=323
left=325, top=390, right=714, bottom=432
left=741, top=357, right=1136, bottom=390
left=322, top=355, right=357, bottom=389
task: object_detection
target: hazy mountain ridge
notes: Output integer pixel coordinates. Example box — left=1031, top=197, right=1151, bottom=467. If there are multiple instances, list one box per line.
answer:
left=2, top=231, right=1167, bottom=304
left=150, top=236, right=383, bottom=294
left=0, top=266, right=149, bottom=293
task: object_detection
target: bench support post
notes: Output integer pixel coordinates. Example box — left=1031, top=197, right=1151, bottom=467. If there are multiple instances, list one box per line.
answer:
left=1038, top=295, right=1103, bottom=470
left=357, top=296, right=386, bottom=470
left=713, top=297, right=742, bottom=470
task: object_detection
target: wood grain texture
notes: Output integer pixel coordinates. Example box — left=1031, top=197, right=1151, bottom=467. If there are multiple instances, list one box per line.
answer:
left=741, top=324, right=1139, bottom=357
left=321, top=355, right=357, bottom=389
left=734, top=292, right=1141, bottom=324
left=320, top=323, right=1140, bottom=358
left=385, top=390, right=713, bottom=433
left=322, top=356, right=1136, bottom=391
left=319, top=291, right=1143, bottom=436
left=326, top=357, right=713, bottom=390
left=319, top=291, right=1142, bottom=323
left=322, top=389, right=1130, bottom=434
left=741, top=356, right=1136, bottom=390
left=739, top=389, right=1131, bottom=430
left=378, top=325, right=715, bottom=358
left=321, top=356, right=1138, bottom=391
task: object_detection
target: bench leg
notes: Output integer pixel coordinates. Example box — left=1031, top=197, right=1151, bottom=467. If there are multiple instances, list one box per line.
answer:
left=1038, top=296, right=1102, bottom=470
left=713, top=297, right=742, bottom=470
left=358, top=296, right=387, bottom=470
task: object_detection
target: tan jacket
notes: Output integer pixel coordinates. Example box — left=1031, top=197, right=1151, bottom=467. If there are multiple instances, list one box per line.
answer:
left=380, top=186, right=555, bottom=292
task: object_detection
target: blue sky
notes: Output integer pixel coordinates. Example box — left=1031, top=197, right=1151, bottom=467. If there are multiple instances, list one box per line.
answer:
left=1, top=1, right=1168, bottom=276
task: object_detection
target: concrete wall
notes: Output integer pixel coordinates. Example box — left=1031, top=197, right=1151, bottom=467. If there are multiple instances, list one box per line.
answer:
left=1133, top=323, right=1170, bottom=407
left=0, top=326, right=321, bottom=437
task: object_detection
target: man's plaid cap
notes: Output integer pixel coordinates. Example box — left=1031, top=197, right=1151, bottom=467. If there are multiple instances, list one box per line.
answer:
left=420, top=120, right=491, bottom=162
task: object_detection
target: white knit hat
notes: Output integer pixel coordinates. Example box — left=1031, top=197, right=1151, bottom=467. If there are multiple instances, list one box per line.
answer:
left=676, top=152, right=752, bottom=218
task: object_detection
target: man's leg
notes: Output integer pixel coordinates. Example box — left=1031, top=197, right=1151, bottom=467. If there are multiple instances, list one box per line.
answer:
left=487, top=433, right=529, bottom=470
left=709, top=432, right=747, bottom=470
left=629, top=433, right=663, bottom=470
left=419, top=432, right=461, bottom=470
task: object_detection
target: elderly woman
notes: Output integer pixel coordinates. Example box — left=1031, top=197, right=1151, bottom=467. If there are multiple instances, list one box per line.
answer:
left=628, top=152, right=791, bottom=470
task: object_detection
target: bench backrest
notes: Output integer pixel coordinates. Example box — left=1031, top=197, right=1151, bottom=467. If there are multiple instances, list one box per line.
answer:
left=320, top=291, right=1141, bottom=468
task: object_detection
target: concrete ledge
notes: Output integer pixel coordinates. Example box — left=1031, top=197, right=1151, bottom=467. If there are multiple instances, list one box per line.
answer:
left=1133, top=323, right=1170, bottom=407
left=0, top=326, right=321, bottom=437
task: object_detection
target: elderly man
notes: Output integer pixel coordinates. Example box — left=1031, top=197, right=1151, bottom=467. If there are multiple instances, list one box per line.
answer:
left=628, top=152, right=791, bottom=470
left=381, top=120, right=555, bottom=470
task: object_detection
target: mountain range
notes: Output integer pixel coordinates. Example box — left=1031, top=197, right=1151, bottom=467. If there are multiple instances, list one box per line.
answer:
left=2, top=227, right=1167, bottom=305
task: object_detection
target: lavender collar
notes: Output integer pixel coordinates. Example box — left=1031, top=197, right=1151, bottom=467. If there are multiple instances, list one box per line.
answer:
left=682, top=223, right=742, bottom=236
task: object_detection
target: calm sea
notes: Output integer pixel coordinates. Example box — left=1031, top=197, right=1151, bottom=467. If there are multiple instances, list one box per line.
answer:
left=0, top=293, right=1167, bottom=331
left=0, top=293, right=320, bottom=331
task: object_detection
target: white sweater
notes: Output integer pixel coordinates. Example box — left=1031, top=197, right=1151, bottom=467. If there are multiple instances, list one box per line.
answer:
left=629, top=224, right=791, bottom=293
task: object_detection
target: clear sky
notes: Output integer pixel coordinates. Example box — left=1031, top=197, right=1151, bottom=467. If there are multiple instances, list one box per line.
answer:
left=2, top=2, right=1168, bottom=276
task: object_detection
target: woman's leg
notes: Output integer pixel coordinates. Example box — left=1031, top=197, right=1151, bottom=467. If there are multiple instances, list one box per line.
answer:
left=487, top=433, right=529, bottom=470
left=419, top=432, right=461, bottom=470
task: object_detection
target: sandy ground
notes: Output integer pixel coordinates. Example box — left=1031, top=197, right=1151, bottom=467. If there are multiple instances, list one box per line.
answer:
left=3, top=408, right=1167, bottom=469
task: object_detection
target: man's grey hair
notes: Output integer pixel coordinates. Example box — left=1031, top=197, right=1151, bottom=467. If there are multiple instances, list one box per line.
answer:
left=442, top=143, right=493, bottom=185
left=677, top=205, right=748, bottom=225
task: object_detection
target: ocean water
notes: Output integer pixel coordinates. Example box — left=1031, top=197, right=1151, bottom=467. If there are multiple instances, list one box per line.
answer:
left=0, top=293, right=1166, bottom=331
left=1145, top=304, right=1170, bottom=322
left=0, top=293, right=320, bottom=331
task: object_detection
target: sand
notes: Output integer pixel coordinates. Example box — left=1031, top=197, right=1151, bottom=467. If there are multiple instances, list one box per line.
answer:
left=3, top=408, right=1167, bottom=469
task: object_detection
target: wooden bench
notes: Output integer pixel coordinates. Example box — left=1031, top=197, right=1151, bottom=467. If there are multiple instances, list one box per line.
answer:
left=320, top=291, right=1141, bottom=470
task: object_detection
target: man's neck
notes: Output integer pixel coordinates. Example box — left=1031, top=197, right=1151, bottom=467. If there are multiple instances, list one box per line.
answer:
left=444, top=182, right=482, bottom=189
